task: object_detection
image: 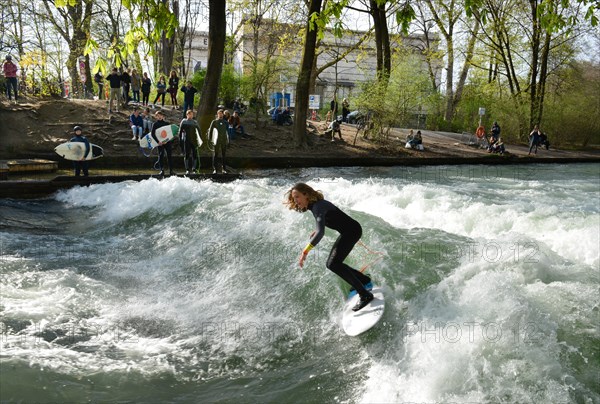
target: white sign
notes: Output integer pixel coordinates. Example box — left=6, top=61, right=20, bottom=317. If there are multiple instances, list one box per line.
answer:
left=309, top=94, right=320, bottom=110
left=479, top=107, right=486, bottom=116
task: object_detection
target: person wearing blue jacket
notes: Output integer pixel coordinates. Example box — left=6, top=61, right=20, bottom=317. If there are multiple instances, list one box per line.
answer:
left=70, top=126, right=90, bottom=177
left=129, top=107, right=144, bottom=140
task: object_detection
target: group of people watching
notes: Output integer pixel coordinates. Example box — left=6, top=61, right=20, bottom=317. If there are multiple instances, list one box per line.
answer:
left=97, top=68, right=196, bottom=116
left=405, top=129, right=423, bottom=150
left=126, top=104, right=248, bottom=176
left=271, top=106, right=293, bottom=126
left=478, top=121, right=550, bottom=156
left=528, top=125, right=550, bottom=155
left=486, top=121, right=505, bottom=154
left=73, top=104, right=248, bottom=177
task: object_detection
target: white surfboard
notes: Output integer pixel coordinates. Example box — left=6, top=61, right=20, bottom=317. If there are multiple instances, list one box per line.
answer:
left=55, top=142, right=103, bottom=161
left=212, top=127, right=219, bottom=146
left=196, top=129, right=203, bottom=148
left=342, top=286, right=385, bottom=336
left=139, top=124, right=179, bottom=149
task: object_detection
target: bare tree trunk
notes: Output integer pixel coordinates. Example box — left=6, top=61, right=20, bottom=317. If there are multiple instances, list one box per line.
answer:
left=369, top=0, right=391, bottom=85
left=196, top=0, right=226, bottom=135
left=41, top=0, right=93, bottom=97
left=293, top=0, right=323, bottom=148
left=535, top=29, right=551, bottom=127
left=529, top=0, right=540, bottom=128
left=160, top=0, right=178, bottom=75
left=451, top=20, right=479, bottom=117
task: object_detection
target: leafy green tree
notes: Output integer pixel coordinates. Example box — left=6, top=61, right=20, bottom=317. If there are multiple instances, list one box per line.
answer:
left=354, top=52, right=436, bottom=140
left=41, top=0, right=95, bottom=96
left=543, top=61, right=600, bottom=147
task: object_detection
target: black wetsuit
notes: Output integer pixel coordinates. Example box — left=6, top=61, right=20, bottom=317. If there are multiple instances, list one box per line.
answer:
left=151, top=119, right=173, bottom=173
left=308, top=199, right=372, bottom=298
left=179, top=118, right=201, bottom=172
left=70, top=135, right=90, bottom=176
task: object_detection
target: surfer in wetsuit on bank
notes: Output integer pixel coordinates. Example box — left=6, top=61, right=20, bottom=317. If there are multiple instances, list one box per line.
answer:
left=179, top=109, right=201, bottom=175
left=70, top=126, right=90, bottom=177
left=285, top=183, right=374, bottom=311
left=151, top=110, right=174, bottom=176
left=209, top=108, right=229, bottom=174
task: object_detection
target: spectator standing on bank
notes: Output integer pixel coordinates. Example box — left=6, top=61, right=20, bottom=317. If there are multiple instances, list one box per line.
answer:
left=121, top=68, right=131, bottom=105
left=180, top=81, right=198, bottom=118
left=106, top=68, right=122, bottom=114
left=94, top=70, right=104, bottom=100
left=491, top=121, right=501, bottom=139
left=153, top=75, right=167, bottom=107
left=141, top=72, right=151, bottom=106
left=330, top=98, right=338, bottom=118
left=342, top=98, right=350, bottom=122
left=2, top=55, right=19, bottom=103
left=131, top=69, right=141, bottom=103
left=528, top=125, right=541, bottom=155
left=168, top=70, right=179, bottom=109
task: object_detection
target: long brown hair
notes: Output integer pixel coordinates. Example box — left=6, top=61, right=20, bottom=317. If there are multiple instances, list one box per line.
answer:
left=285, top=183, right=324, bottom=212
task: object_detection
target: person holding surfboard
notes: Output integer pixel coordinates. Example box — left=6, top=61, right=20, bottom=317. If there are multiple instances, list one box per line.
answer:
left=70, top=126, right=91, bottom=177
left=286, top=183, right=374, bottom=312
left=209, top=109, right=229, bottom=174
left=151, top=110, right=175, bottom=176
left=179, top=110, right=201, bottom=175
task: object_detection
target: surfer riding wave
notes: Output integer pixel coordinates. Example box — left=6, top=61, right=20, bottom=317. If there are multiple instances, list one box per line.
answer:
left=285, top=183, right=374, bottom=311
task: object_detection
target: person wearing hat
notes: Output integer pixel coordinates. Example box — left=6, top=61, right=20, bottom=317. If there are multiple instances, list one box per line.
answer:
left=2, top=55, right=19, bottom=103
left=150, top=110, right=175, bottom=176
left=70, top=126, right=91, bottom=176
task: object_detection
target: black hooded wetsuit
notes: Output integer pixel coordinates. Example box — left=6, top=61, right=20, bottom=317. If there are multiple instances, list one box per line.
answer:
left=308, top=199, right=372, bottom=298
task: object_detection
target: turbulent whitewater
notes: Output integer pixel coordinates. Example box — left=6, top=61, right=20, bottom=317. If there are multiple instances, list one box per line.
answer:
left=1, top=164, right=598, bottom=403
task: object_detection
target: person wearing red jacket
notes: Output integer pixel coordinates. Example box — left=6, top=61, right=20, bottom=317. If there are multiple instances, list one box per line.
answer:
left=2, top=55, right=19, bottom=103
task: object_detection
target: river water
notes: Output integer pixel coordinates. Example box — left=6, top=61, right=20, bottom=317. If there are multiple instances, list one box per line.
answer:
left=1, top=164, right=598, bottom=403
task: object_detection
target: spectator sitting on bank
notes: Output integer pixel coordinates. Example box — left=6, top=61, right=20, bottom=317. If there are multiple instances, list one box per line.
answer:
left=272, top=106, right=282, bottom=123
left=325, top=116, right=343, bottom=142
left=142, top=107, right=153, bottom=135
left=405, top=129, right=423, bottom=150
left=490, top=137, right=505, bottom=154
left=488, top=132, right=499, bottom=152
left=280, top=107, right=292, bottom=126
left=129, top=107, right=144, bottom=141
left=405, top=129, right=414, bottom=146
left=228, top=110, right=247, bottom=140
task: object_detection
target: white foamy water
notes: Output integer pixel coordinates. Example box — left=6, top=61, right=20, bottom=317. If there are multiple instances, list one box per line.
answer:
left=1, top=164, right=598, bottom=402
